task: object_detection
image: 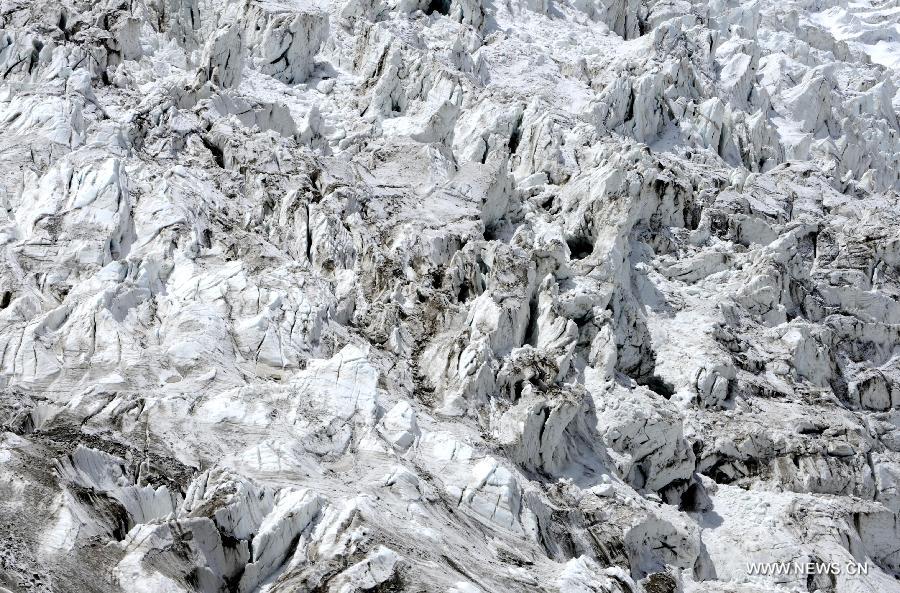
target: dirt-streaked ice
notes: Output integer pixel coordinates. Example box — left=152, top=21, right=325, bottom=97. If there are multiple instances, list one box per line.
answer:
left=0, top=0, right=899, bottom=592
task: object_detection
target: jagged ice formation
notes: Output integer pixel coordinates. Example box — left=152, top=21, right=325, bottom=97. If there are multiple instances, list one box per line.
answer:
left=1, top=0, right=900, bottom=592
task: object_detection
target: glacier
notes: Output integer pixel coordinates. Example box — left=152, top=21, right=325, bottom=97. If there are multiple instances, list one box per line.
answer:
left=0, top=0, right=900, bottom=592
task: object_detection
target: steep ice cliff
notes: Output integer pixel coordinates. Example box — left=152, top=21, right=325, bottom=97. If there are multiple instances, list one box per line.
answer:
left=0, top=0, right=899, bottom=591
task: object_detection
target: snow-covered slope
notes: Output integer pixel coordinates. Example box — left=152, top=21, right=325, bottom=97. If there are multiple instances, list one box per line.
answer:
left=0, top=0, right=899, bottom=591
